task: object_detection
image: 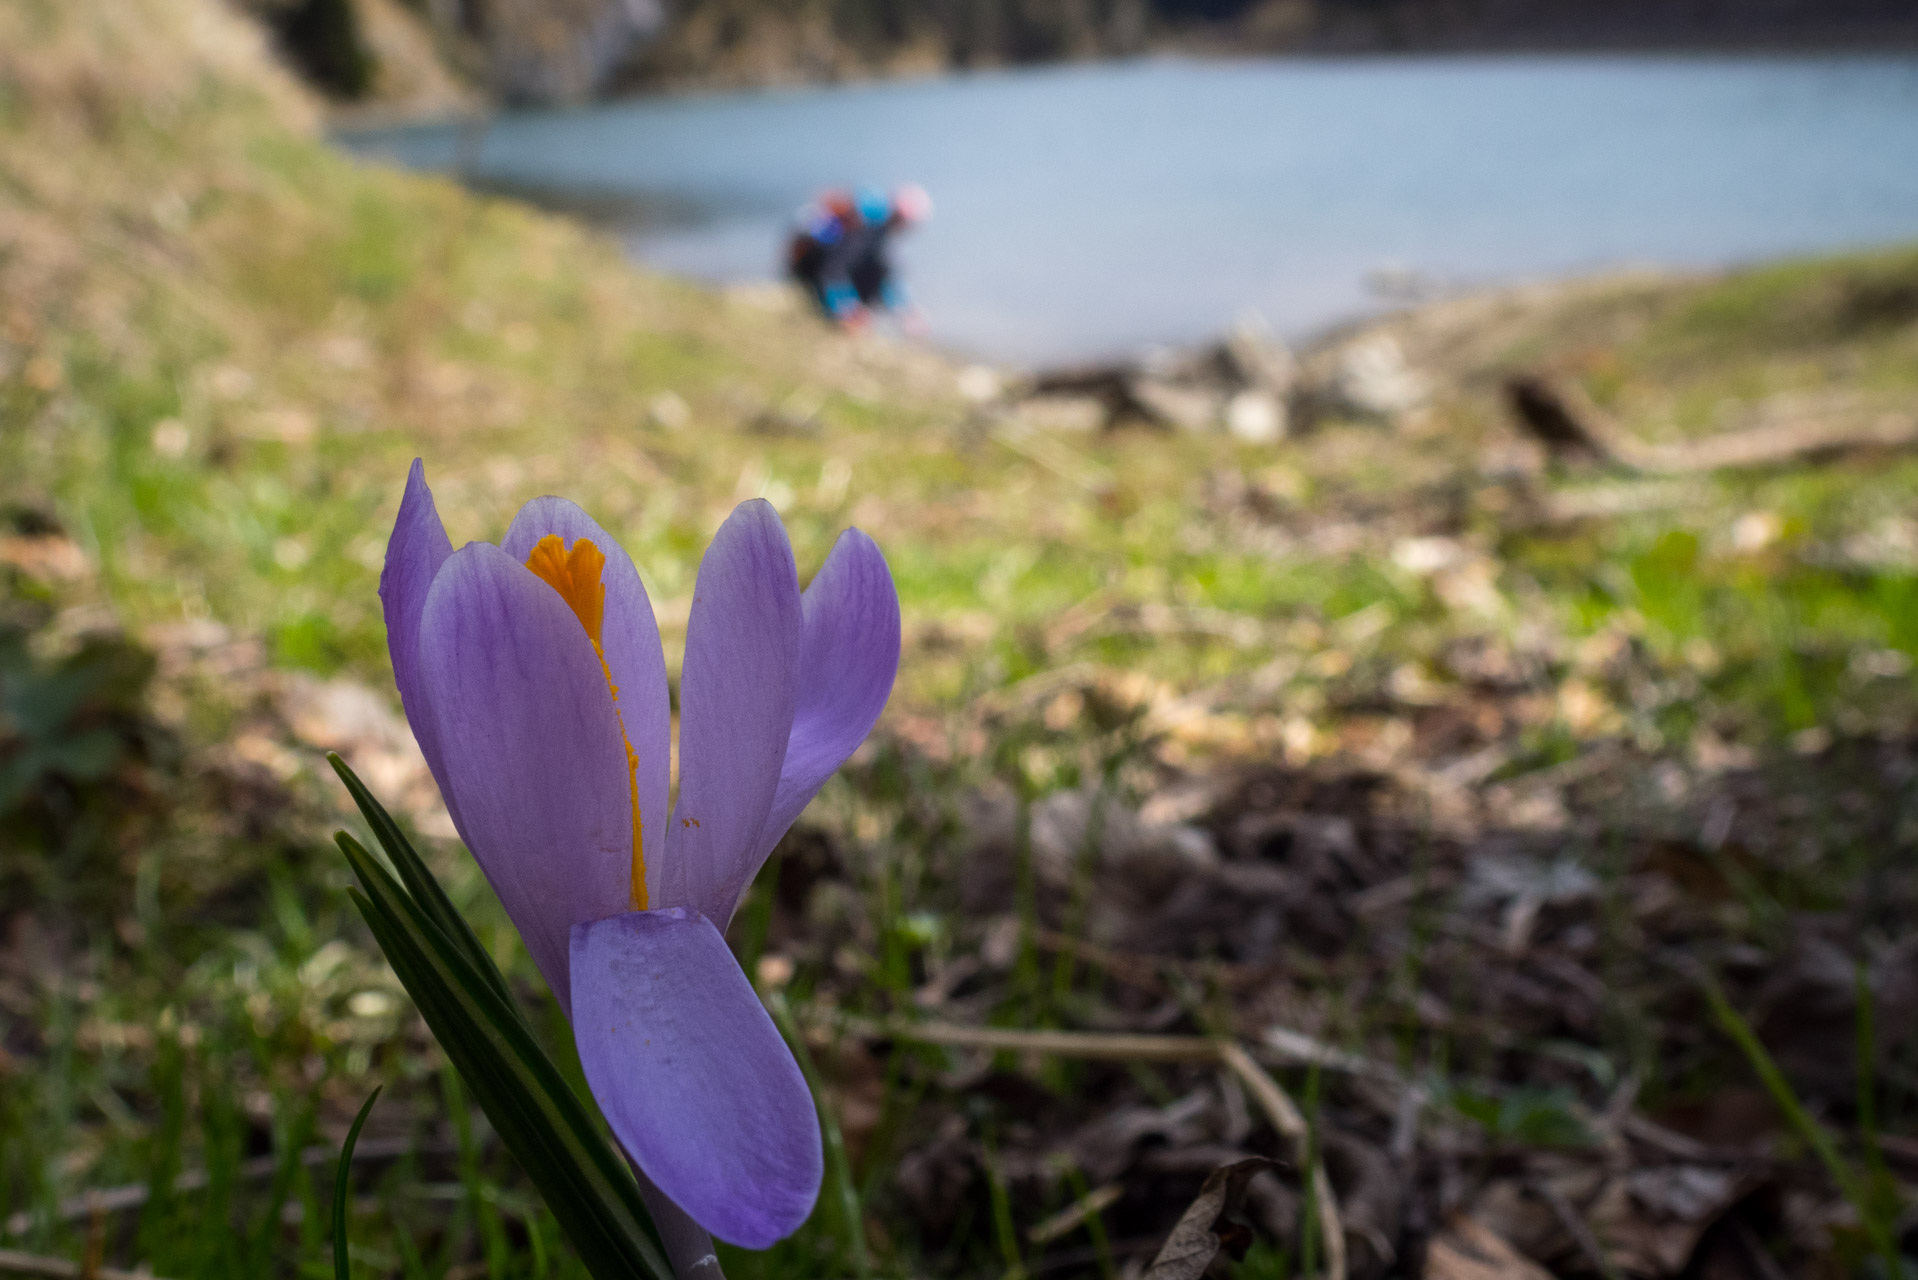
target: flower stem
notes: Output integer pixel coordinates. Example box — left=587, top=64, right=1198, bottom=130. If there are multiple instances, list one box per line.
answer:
left=633, top=1167, right=724, bottom=1280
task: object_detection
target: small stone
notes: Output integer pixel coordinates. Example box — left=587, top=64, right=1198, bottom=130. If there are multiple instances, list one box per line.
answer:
left=956, top=364, right=1002, bottom=403
left=151, top=418, right=191, bottom=458
left=273, top=537, right=310, bottom=570
left=1019, top=394, right=1106, bottom=433
left=1225, top=389, right=1285, bottom=443
left=1334, top=334, right=1429, bottom=418
left=1223, top=313, right=1296, bottom=395
left=755, top=954, right=795, bottom=989
left=1127, top=377, right=1218, bottom=431
left=648, top=390, right=691, bottom=430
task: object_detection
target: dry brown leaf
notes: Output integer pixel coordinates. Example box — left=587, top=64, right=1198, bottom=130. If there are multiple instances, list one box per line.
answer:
left=1585, top=1165, right=1749, bottom=1275
left=1425, top=1216, right=1554, bottom=1280
left=1143, top=1157, right=1280, bottom=1280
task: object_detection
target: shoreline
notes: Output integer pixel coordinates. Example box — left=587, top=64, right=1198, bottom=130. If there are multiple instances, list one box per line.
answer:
left=325, top=41, right=1918, bottom=131
left=327, top=130, right=1915, bottom=380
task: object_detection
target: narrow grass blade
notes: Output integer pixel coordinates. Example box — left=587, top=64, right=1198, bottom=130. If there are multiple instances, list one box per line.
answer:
left=337, top=833, right=672, bottom=1280
left=334, top=1086, right=381, bottom=1280
left=1702, top=973, right=1898, bottom=1265
left=328, top=753, right=514, bottom=1008
left=252, top=1096, right=316, bottom=1276
left=770, top=993, right=870, bottom=1280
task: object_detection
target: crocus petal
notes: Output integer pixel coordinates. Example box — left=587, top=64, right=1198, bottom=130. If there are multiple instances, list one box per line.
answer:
left=571, top=908, right=821, bottom=1247
left=380, top=460, right=454, bottom=804
left=718, top=529, right=898, bottom=927
left=662, top=500, right=801, bottom=919
left=501, top=497, right=671, bottom=874
left=418, top=542, right=634, bottom=1015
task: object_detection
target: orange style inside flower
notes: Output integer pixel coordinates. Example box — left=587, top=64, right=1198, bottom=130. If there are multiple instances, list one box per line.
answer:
left=524, top=533, right=648, bottom=909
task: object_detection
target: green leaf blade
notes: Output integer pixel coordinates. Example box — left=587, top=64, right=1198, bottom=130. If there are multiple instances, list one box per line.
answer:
left=329, top=752, right=516, bottom=1008
left=333, top=1086, right=382, bottom=1280
left=337, top=834, right=672, bottom=1280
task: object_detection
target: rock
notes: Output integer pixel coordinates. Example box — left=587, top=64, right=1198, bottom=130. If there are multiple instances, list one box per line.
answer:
left=1026, top=787, right=1219, bottom=893
left=150, top=419, right=192, bottom=458
left=1225, top=389, right=1285, bottom=443
left=347, top=0, right=479, bottom=117
left=248, top=0, right=376, bottom=97
left=1017, top=394, right=1106, bottom=433
left=1333, top=333, right=1430, bottom=419
left=1425, top=1216, right=1554, bottom=1280
left=470, top=0, right=665, bottom=104
left=278, top=672, right=454, bottom=835
left=0, top=534, right=92, bottom=583
left=647, top=389, right=690, bottom=429
left=1127, top=376, right=1220, bottom=432
left=955, top=364, right=1002, bottom=404
left=1391, top=535, right=1466, bottom=575
left=1222, top=313, right=1296, bottom=396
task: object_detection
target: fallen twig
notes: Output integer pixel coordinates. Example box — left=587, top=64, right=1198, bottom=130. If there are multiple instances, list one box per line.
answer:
left=817, top=1009, right=1392, bottom=1082
left=810, top=1010, right=1415, bottom=1106
left=806, top=1010, right=1354, bottom=1279
left=1217, top=1041, right=1349, bottom=1280
left=1027, top=1182, right=1123, bottom=1246
left=2, top=1138, right=453, bottom=1238
left=990, top=418, right=1114, bottom=493
left=0, top=1248, right=173, bottom=1280
left=1506, top=374, right=1918, bottom=473
left=1506, top=375, right=1632, bottom=464
left=1262, top=1026, right=1404, bottom=1086
left=1527, top=1176, right=1621, bottom=1280
left=843, top=1016, right=1222, bottom=1062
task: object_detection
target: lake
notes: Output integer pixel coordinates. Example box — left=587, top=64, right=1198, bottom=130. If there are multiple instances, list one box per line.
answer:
left=344, top=56, right=1918, bottom=365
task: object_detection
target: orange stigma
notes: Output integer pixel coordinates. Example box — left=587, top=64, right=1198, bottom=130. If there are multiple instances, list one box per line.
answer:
left=525, top=533, right=647, bottom=909
left=525, top=534, right=607, bottom=645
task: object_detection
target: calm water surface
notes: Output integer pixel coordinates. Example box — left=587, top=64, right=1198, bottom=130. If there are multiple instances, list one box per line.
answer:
left=345, top=57, right=1918, bottom=364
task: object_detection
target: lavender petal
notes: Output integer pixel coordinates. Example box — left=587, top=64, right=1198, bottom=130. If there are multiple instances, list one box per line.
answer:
left=572, top=908, right=821, bottom=1248
left=380, top=459, right=455, bottom=809
left=501, top=496, right=672, bottom=898
left=417, top=542, right=635, bottom=1015
left=723, top=528, right=898, bottom=926
left=661, top=500, right=801, bottom=920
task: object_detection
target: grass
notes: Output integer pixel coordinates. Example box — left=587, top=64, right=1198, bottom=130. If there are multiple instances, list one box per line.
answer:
left=6, top=0, right=1918, bottom=1275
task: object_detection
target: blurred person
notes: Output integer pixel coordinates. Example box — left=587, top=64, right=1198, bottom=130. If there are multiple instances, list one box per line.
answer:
left=787, top=184, right=932, bottom=334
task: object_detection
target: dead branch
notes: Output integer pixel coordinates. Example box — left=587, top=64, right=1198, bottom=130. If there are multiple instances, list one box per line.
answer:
left=0, top=1249, right=174, bottom=1280
left=806, top=1010, right=1355, bottom=1280
left=1425, top=1216, right=1554, bottom=1280
left=1025, top=364, right=1176, bottom=431
left=1505, top=374, right=1918, bottom=473
left=815, top=1010, right=1400, bottom=1085
left=990, top=418, right=1115, bottom=492
left=3, top=1137, right=454, bottom=1238
left=1218, top=1041, right=1349, bottom=1280
left=835, top=1015, right=1223, bottom=1062
left=1028, top=1182, right=1125, bottom=1246
left=1527, top=1176, right=1623, bottom=1280
left=1506, top=376, right=1633, bottom=464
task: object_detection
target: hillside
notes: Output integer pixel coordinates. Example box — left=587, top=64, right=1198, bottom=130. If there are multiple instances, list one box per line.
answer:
left=250, top=0, right=1918, bottom=108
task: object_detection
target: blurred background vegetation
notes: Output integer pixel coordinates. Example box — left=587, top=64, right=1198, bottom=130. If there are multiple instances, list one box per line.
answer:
left=237, top=0, right=1918, bottom=107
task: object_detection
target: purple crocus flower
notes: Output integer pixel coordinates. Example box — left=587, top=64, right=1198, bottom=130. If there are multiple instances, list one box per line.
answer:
left=379, top=460, right=899, bottom=1257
